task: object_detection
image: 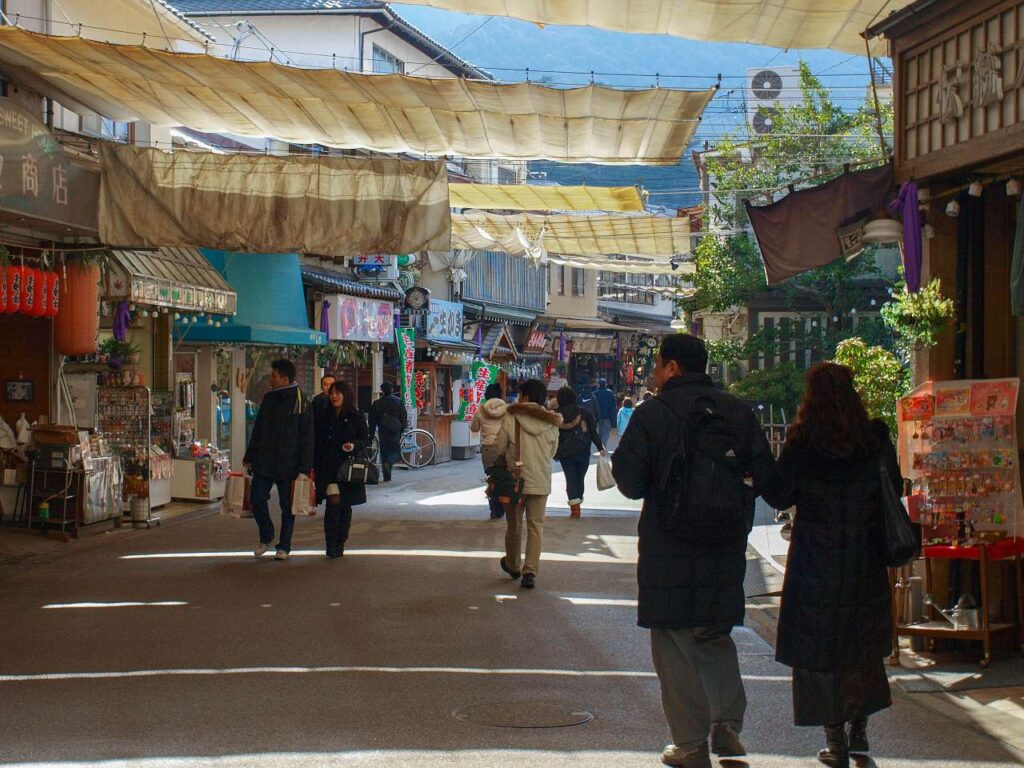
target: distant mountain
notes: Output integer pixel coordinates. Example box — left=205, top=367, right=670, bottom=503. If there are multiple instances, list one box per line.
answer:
left=391, top=4, right=875, bottom=207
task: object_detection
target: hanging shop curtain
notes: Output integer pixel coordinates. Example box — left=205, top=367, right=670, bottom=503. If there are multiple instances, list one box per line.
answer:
left=98, top=144, right=451, bottom=258
left=391, top=0, right=906, bottom=55
left=451, top=211, right=691, bottom=257
left=0, top=27, right=715, bottom=165
left=449, top=183, right=644, bottom=212
left=745, top=162, right=894, bottom=285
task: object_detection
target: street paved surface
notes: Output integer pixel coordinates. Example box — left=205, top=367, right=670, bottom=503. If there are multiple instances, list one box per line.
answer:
left=1, top=456, right=1022, bottom=767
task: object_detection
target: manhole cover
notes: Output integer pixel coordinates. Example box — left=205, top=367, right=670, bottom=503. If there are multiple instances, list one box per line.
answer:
left=453, top=702, right=594, bottom=729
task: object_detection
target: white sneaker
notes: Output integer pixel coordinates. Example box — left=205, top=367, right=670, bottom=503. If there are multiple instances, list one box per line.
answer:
left=254, top=543, right=268, bottom=558
left=661, top=742, right=712, bottom=768
left=274, top=549, right=289, bottom=561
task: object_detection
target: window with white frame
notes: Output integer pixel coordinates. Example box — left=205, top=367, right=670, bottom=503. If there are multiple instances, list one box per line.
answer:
left=372, top=44, right=405, bottom=74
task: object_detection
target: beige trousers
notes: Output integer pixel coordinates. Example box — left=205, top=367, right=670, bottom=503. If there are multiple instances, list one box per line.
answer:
left=504, top=494, right=548, bottom=576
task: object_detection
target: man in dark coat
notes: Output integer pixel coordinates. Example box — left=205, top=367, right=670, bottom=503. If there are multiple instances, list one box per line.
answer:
left=311, top=373, right=336, bottom=422
left=243, top=359, right=313, bottom=561
left=612, top=334, right=775, bottom=768
left=368, top=381, right=408, bottom=482
left=592, top=378, right=617, bottom=446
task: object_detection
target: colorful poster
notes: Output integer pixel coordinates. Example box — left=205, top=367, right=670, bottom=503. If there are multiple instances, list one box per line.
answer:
left=328, top=295, right=394, bottom=342
left=458, top=362, right=498, bottom=422
left=935, top=386, right=971, bottom=417
left=970, top=380, right=1018, bottom=416
left=900, top=395, right=934, bottom=421
left=396, top=328, right=416, bottom=412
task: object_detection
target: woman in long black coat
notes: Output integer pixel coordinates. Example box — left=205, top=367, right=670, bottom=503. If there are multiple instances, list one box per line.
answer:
left=762, top=363, right=898, bottom=768
left=313, top=380, right=369, bottom=558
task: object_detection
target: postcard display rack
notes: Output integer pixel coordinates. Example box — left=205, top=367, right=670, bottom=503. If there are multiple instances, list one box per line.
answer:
left=894, top=379, right=1024, bottom=666
left=97, top=386, right=161, bottom=528
left=148, top=391, right=174, bottom=509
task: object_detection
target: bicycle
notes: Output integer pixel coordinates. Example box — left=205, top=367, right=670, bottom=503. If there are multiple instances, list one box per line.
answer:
left=367, top=428, right=436, bottom=469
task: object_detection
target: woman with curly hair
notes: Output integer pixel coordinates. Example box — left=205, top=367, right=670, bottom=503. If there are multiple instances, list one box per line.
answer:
left=762, top=363, right=900, bottom=768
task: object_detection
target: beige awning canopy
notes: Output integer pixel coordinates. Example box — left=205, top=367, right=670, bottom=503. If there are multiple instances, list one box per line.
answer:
left=0, top=27, right=715, bottom=165
left=393, top=0, right=906, bottom=55
left=451, top=210, right=692, bottom=259
left=449, top=183, right=644, bottom=212
left=549, top=253, right=693, bottom=276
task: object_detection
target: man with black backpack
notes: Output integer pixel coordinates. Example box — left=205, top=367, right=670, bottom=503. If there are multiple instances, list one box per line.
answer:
left=612, top=334, right=775, bottom=768
left=368, top=382, right=407, bottom=482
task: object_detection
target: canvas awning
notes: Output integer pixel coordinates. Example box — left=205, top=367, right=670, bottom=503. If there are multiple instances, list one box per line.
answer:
left=451, top=211, right=692, bottom=258
left=449, top=183, right=644, bottom=212
left=392, top=0, right=906, bottom=55
left=105, top=247, right=237, bottom=314
left=0, top=27, right=716, bottom=165
left=549, top=253, right=692, bottom=275
left=99, top=144, right=450, bottom=258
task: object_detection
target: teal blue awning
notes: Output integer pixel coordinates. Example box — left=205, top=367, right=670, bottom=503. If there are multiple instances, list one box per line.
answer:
left=174, top=250, right=325, bottom=346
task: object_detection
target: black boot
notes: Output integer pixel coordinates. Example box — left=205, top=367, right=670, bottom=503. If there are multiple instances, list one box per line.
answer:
left=847, top=718, right=869, bottom=753
left=817, top=724, right=849, bottom=768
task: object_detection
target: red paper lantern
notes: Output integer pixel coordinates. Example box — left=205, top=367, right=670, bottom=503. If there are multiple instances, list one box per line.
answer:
left=54, top=261, right=100, bottom=356
left=21, top=267, right=41, bottom=316
left=46, top=272, right=61, bottom=318
left=6, top=265, right=23, bottom=314
left=34, top=271, right=50, bottom=317
left=0, top=266, right=8, bottom=313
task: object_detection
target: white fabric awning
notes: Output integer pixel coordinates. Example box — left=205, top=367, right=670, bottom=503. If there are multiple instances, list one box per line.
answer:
left=392, top=0, right=906, bottom=54
left=0, top=27, right=715, bottom=165
left=449, top=183, right=644, bottom=212
left=549, top=253, right=692, bottom=275
left=451, top=210, right=692, bottom=258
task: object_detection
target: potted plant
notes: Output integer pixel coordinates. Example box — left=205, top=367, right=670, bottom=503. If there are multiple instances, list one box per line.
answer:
left=98, top=337, right=141, bottom=370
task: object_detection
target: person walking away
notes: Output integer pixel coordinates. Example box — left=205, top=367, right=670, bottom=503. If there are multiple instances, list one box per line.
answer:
left=617, top=398, right=635, bottom=436
left=312, top=373, right=336, bottom=422
left=243, top=359, right=313, bottom=562
left=492, top=379, right=561, bottom=589
left=313, top=380, right=369, bottom=559
left=593, top=378, right=617, bottom=446
left=760, top=363, right=895, bottom=768
left=368, top=382, right=407, bottom=482
left=470, top=382, right=508, bottom=519
left=553, top=386, right=605, bottom=519
left=578, top=385, right=599, bottom=422
left=612, top=334, right=775, bottom=767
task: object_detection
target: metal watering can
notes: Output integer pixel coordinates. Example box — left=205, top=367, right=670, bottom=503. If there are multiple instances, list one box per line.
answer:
left=923, top=594, right=980, bottom=631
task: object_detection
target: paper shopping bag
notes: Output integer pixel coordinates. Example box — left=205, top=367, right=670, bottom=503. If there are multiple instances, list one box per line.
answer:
left=290, top=472, right=317, bottom=516
left=221, top=472, right=252, bottom=518
left=596, top=454, right=615, bottom=491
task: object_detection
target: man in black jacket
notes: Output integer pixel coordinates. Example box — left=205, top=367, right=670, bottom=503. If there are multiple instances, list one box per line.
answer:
left=243, top=359, right=313, bottom=561
left=612, top=334, right=775, bottom=768
left=368, top=382, right=408, bottom=482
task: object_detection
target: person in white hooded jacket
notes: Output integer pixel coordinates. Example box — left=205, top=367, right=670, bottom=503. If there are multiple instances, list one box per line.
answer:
left=470, top=383, right=508, bottom=519
left=491, top=379, right=562, bottom=589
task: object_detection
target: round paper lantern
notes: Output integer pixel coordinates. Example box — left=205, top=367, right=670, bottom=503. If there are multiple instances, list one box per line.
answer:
left=33, top=270, right=50, bottom=317
left=46, top=272, right=61, bottom=318
left=6, top=264, right=24, bottom=314
left=21, top=266, right=41, bottom=316
left=0, top=266, right=8, bottom=313
left=54, top=261, right=100, bottom=356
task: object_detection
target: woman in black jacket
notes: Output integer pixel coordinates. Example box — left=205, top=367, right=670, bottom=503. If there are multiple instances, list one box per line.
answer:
left=762, top=363, right=898, bottom=768
left=313, top=380, right=369, bottom=558
left=553, top=386, right=606, bottom=518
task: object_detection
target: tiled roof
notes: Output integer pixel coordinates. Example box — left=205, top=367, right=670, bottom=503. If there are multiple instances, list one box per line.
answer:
left=168, top=1, right=384, bottom=13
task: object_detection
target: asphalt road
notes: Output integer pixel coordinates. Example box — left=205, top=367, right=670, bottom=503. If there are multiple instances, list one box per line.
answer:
left=0, top=457, right=1020, bottom=767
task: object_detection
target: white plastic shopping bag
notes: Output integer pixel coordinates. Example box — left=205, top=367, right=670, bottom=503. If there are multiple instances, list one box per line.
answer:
left=290, top=472, right=317, bottom=516
left=596, top=454, right=615, bottom=491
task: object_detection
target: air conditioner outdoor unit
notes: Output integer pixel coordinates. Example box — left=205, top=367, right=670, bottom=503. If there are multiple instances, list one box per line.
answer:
left=746, top=66, right=802, bottom=136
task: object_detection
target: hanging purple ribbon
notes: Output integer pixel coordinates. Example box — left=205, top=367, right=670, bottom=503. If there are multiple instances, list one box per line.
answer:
left=558, top=332, right=566, bottom=362
left=113, top=301, right=131, bottom=342
left=474, top=325, right=483, bottom=353
left=890, top=181, right=922, bottom=293
left=320, top=300, right=331, bottom=340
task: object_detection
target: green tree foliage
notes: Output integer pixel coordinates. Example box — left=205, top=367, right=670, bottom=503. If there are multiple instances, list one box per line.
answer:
left=728, top=363, right=805, bottom=420
left=880, top=278, right=956, bottom=357
left=832, top=337, right=911, bottom=434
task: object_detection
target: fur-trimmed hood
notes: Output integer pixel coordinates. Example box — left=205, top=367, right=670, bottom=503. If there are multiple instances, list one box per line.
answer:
left=508, top=401, right=563, bottom=435
left=480, top=397, right=508, bottom=420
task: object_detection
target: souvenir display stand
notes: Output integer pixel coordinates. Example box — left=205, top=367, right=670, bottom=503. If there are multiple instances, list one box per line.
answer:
left=97, top=386, right=160, bottom=527
left=892, top=379, right=1024, bottom=667
left=149, top=391, right=174, bottom=509
left=171, top=443, right=229, bottom=502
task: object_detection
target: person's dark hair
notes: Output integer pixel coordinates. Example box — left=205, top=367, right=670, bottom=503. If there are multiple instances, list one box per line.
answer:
left=329, top=380, right=359, bottom=416
left=484, top=383, right=503, bottom=401
left=555, top=386, right=577, bottom=407
left=659, top=334, right=708, bottom=375
left=519, top=379, right=547, bottom=405
left=623, top=398, right=634, bottom=409
left=320, top=373, right=336, bottom=386
left=271, top=359, right=296, bottom=383
left=642, top=391, right=653, bottom=401
left=598, top=378, right=607, bottom=388
left=787, top=363, right=873, bottom=459
left=381, top=382, right=393, bottom=395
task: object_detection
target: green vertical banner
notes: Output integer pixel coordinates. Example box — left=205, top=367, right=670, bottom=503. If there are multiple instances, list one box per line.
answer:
left=396, top=328, right=416, bottom=412
left=458, top=361, right=499, bottom=422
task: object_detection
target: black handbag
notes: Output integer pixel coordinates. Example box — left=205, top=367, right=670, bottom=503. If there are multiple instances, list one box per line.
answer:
left=339, top=449, right=380, bottom=486
left=879, top=455, right=920, bottom=567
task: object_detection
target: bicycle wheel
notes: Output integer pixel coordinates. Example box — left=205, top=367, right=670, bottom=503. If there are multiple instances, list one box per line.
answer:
left=366, top=435, right=380, bottom=463
left=400, top=429, right=436, bottom=469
